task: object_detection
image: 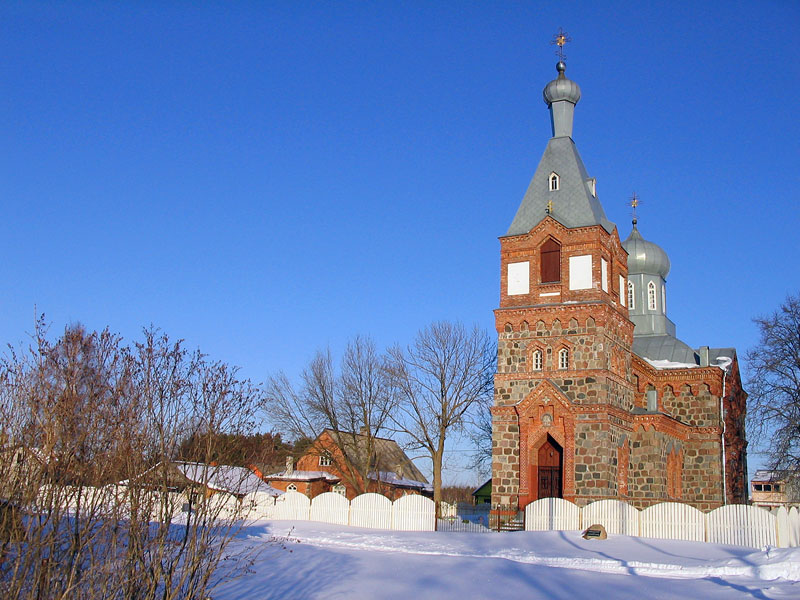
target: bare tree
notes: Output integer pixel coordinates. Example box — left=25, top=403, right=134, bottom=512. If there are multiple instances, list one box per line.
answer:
left=266, top=336, right=396, bottom=495
left=388, top=321, right=495, bottom=505
left=0, top=320, right=263, bottom=600
left=746, top=293, right=800, bottom=481
left=465, top=391, right=493, bottom=478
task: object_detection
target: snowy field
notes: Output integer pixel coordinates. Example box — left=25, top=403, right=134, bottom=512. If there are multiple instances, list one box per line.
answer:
left=214, top=520, right=800, bottom=599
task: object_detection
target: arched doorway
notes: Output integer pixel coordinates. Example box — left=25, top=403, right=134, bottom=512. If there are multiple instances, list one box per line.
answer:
left=536, top=435, right=563, bottom=499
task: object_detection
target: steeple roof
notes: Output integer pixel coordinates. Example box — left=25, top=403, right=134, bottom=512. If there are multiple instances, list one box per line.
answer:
left=506, top=62, right=615, bottom=236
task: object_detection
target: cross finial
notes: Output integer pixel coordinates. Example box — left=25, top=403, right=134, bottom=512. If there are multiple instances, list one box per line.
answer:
left=551, top=27, right=572, bottom=62
left=629, top=192, right=641, bottom=224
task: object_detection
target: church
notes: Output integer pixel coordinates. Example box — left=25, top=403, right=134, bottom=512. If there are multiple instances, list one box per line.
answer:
left=490, top=52, right=748, bottom=512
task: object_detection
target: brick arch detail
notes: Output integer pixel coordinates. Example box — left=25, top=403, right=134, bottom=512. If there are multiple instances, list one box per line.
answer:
left=515, top=380, right=575, bottom=505
left=526, top=343, right=547, bottom=372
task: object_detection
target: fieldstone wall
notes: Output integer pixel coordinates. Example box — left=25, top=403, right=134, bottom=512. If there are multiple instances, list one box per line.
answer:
left=681, top=438, right=724, bottom=510
left=573, top=420, right=615, bottom=503
left=490, top=407, right=519, bottom=506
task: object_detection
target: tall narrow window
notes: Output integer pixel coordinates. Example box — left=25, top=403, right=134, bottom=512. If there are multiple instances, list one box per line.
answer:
left=627, top=280, right=635, bottom=309
left=647, top=281, right=657, bottom=310
left=319, top=452, right=332, bottom=467
left=533, top=350, right=542, bottom=371
left=549, top=172, right=560, bottom=191
left=540, top=238, right=561, bottom=283
left=558, top=348, right=569, bottom=370
left=646, top=389, right=658, bottom=411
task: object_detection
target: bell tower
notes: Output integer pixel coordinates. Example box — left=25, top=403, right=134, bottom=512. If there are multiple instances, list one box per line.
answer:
left=491, top=48, right=635, bottom=510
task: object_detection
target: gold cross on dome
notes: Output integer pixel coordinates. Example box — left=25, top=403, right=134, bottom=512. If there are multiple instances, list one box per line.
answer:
left=629, top=192, right=641, bottom=220
left=550, top=28, right=572, bottom=61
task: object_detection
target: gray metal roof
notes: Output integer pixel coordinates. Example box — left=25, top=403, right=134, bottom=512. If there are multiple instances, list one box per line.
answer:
left=633, top=334, right=699, bottom=365
left=506, top=136, right=615, bottom=236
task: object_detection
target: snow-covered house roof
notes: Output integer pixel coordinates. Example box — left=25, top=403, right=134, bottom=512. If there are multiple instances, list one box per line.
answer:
left=368, top=471, right=432, bottom=493
left=175, top=462, right=281, bottom=496
left=752, top=470, right=791, bottom=483
left=121, top=461, right=282, bottom=497
left=267, top=470, right=340, bottom=483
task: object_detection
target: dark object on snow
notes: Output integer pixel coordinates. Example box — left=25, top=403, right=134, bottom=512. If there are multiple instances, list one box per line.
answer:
left=582, top=524, right=607, bottom=540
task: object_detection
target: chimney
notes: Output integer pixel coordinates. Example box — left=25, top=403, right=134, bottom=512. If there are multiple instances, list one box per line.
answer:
left=699, top=346, right=710, bottom=367
left=285, top=456, right=294, bottom=475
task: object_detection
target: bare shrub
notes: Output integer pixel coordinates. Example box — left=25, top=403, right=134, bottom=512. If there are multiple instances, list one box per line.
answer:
left=0, top=320, right=263, bottom=599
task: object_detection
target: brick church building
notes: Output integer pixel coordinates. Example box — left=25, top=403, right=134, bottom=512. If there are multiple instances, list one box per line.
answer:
left=491, top=58, right=747, bottom=512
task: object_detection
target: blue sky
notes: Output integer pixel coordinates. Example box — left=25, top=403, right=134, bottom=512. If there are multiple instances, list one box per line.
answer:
left=2, top=1, right=798, bottom=482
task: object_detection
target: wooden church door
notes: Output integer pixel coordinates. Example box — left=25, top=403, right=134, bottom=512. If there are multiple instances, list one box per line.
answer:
left=537, top=437, right=563, bottom=499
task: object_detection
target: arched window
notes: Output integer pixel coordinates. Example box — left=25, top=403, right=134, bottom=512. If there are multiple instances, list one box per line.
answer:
left=333, top=483, right=346, bottom=496
left=286, top=483, right=297, bottom=492
left=532, top=349, right=542, bottom=371
left=319, top=452, right=332, bottom=467
left=540, top=238, right=561, bottom=283
left=549, top=172, right=560, bottom=191
left=647, top=281, right=657, bottom=310
left=662, top=285, right=666, bottom=313
left=646, top=389, right=658, bottom=411
left=627, top=280, right=635, bottom=309
left=558, top=348, right=569, bottom=370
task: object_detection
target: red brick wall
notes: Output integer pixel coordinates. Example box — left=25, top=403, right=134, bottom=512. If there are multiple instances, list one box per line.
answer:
left=491, top=217, right=746, bottom=512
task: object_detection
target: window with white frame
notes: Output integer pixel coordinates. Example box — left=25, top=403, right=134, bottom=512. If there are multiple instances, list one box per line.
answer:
left=662, top=285, right=666, bottom=313
left=619, top=275, right=626, bottom=307
left=648, top=281, right=657, bottom=310
left=549, top=172, right=560, bottom=191
left=333, top=483, right=346, bottom=496
left=601, top=258, right=608, bottom=292
left=319, top=452, right=332, bottom=467
left=532, top=349, right=543, bottom=371
left=627, top=280, right=635, bottom=309
left=286, top=483, right=297, bottom=492
left=558, top=348, right=569, bottom=370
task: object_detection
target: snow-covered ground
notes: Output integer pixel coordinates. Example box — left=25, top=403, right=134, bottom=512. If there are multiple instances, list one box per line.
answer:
left=213, top=520, right=800, bottom=599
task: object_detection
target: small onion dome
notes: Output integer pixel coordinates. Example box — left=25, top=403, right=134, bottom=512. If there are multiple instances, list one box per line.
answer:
left=623, top=220, right=671, bottom=278
left=542, top=61, right=581, bottom=106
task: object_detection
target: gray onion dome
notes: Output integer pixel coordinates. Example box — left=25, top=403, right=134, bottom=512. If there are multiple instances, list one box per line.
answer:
left=543, top=61, right=581, bottom=106
left=623, top=220, right=671, bottom=278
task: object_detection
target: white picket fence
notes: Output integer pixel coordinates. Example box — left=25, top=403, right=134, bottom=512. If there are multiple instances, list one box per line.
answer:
left=524, top=498, right=800, bottom=549
left=244, top=491, right=436, bottom=531
left=40, top=484, right=800, bottom=546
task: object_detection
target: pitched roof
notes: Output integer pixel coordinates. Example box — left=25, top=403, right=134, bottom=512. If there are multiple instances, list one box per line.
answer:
left=472, top=477, right=492, bottom=496
left=634, top=335, right=699, bottom=366
left=752, top=470, right=792, bottom=482
left=506, top=136, right=615, bottom=236
left=267, top=470, right=340, bottom=482
left=175, top=462, right=281, bottom=496
left=368, top=471, right=432, bottom=493
left=323, top=430, right=428, bottom=484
